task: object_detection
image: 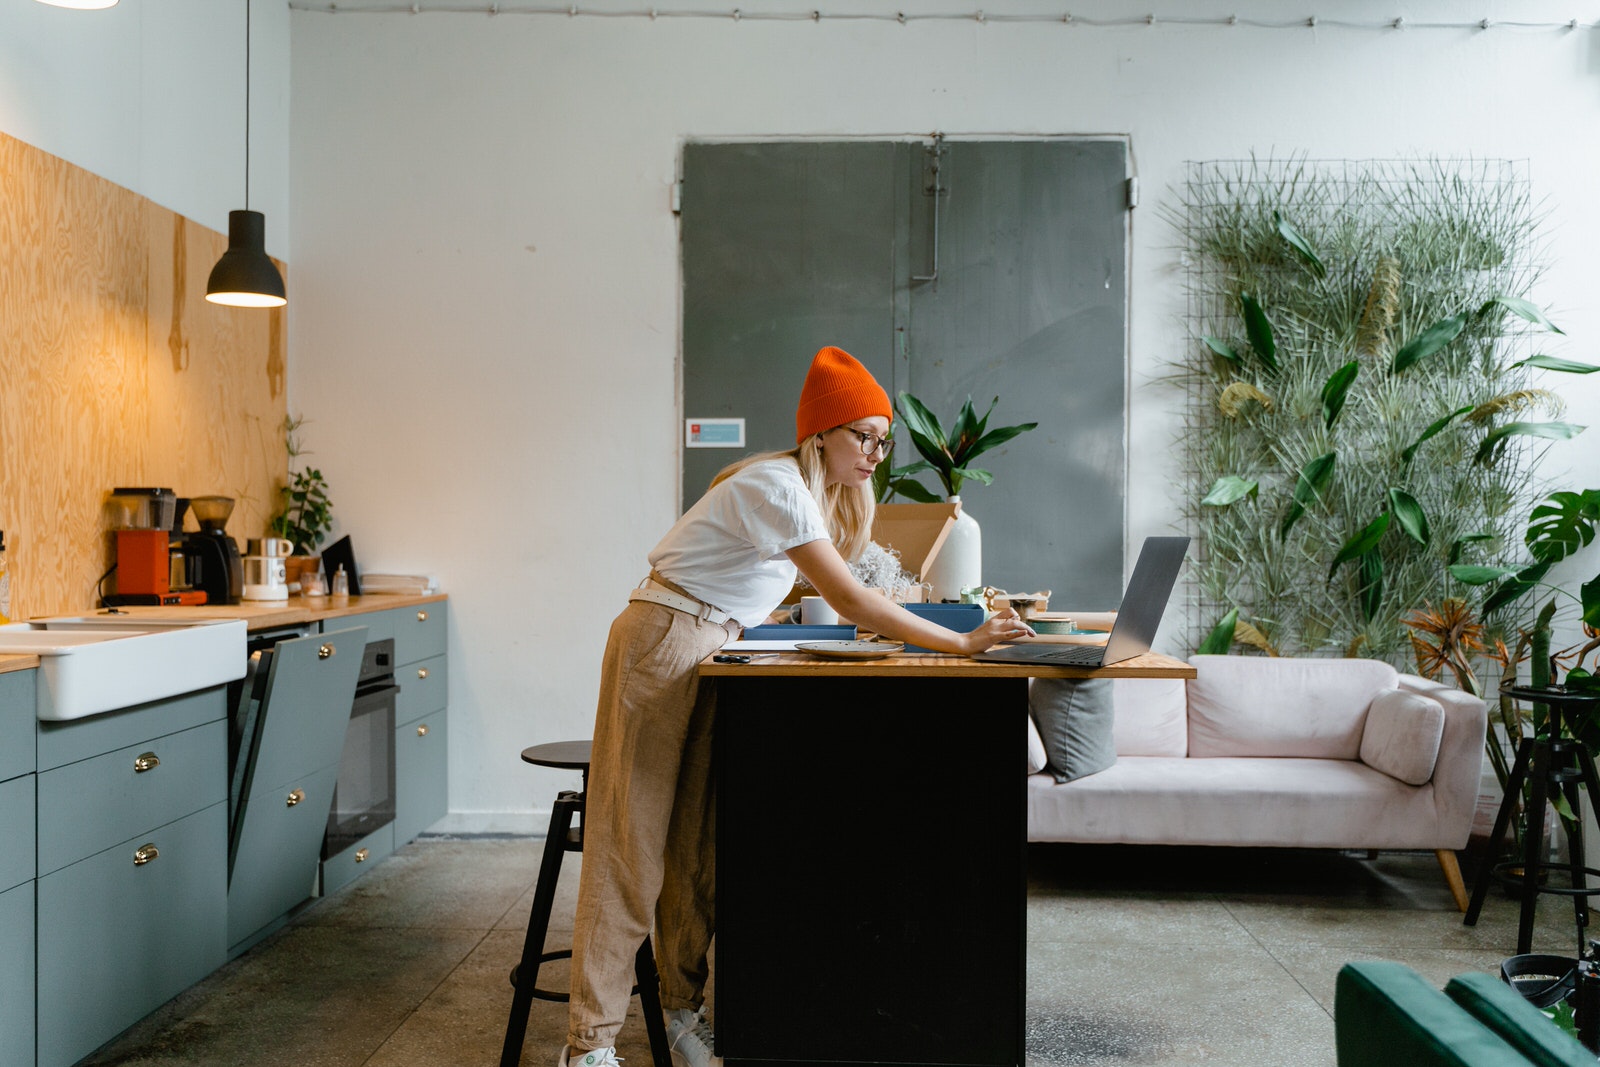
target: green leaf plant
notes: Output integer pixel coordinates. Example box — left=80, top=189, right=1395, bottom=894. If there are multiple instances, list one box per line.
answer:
left=1175, top=157, right=1587, bottom=664
left=269, top=414, right=335, bottom=556
left=884, top=392, right=1038, bottom=501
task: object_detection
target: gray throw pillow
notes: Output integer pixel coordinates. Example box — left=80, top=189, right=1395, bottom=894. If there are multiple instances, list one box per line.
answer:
left=1029, top=677, right=1116, bottom=783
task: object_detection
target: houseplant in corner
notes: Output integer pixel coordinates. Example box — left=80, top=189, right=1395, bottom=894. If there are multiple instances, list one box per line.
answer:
left=886, top=391, right=1038, bottom=600
left=269, top=414, right=334, bottom=587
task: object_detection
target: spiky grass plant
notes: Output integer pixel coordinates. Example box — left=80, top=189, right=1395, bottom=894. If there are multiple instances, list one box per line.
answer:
left=1173, top=158, right=1565, bottom=664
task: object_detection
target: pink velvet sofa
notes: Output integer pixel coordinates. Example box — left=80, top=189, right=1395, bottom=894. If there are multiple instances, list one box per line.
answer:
left=1025, top=655, right=1489, bottom=910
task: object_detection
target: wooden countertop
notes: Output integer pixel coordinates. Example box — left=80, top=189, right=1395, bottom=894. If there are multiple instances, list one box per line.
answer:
left=0, top=593, right=449, bottom=675
left=699, top=649, right=1194, bottom=679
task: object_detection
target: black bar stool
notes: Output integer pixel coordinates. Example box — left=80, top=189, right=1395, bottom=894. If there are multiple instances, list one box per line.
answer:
left=1465, top=686, right=1600, bottom=954
left=500, top=741, right=671, bottom=1067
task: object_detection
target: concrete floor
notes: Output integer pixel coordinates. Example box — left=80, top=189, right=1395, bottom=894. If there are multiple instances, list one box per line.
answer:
left=78, top=837, right=1578, bottom=1067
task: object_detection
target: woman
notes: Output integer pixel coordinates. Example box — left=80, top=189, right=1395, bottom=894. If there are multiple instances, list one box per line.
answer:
left=563, top=346, right=1034, bottom=1067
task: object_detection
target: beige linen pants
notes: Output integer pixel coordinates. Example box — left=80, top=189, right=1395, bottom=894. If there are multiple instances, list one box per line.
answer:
left=568, top=598, right=735, bottom=1051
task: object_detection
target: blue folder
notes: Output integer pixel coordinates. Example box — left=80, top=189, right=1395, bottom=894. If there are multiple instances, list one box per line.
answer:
left=740, top=624, right=858, bottom=642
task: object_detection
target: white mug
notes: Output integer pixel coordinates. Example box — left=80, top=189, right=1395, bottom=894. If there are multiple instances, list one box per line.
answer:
left=800, top=596, right=840, bottom=626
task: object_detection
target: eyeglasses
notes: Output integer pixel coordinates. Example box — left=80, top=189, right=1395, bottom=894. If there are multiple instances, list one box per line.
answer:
left=839, top=427, right=894, bottom=457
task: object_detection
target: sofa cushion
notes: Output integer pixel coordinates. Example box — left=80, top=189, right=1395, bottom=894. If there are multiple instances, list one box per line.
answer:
left=1026, top=712, right=1048, bottom=775
left=1187, top=655, right=1399, bottom=759
left=1360, top=688, right=1445, bottom=785
left=1445, top=971, right=1597, bottom=1066
left=1029, top=677, right=1116, bottom=782
left=1027, top=756, right=1445, bottom=848
left=1110, top=676, right=1189, bottom=756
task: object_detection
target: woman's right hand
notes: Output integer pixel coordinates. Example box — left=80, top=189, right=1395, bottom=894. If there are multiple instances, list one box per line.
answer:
left=963, top=608, right=1035, bottom=654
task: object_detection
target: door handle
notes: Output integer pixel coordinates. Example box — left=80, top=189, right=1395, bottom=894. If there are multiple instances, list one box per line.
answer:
left=133, top=843, right=159, bottom=866
left=318, top=643, right=335, bottom=660
left=417, top=667, right=429, bottom=680
left=134, top=752, right=160, bottom=773
left=286, top=788, right=305, bottom=807
left=417, top=610, right=428, bottom=622
left=416, top=724, right=429, bottom=737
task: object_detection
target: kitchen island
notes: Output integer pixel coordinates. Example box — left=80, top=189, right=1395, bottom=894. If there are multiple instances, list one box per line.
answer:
left=702, top=649, right=1194, bottom=1067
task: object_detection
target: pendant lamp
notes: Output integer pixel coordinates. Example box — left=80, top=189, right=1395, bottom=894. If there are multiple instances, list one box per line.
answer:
left=206, top=0, right=286, bottom=308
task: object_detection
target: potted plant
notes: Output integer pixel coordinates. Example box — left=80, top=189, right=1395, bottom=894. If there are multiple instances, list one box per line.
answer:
left=269, top=414, right=335, bottom=585
left=873, top=391, right=1038, bottom=599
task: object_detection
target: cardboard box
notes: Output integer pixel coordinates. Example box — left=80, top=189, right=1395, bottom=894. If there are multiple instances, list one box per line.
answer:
left=870, top=502, right=959, bottom=586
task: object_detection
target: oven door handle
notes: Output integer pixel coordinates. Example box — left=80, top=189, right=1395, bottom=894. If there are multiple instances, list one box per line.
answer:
left=354, top=682, right=403, bottom=702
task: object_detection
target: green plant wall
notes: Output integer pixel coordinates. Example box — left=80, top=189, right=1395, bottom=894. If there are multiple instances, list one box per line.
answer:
left=1175, top=158, right=1571, bottom=660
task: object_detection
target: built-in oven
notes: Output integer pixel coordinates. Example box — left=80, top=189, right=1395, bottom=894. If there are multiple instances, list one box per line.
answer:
left=322, top=638, right=399, bottom=862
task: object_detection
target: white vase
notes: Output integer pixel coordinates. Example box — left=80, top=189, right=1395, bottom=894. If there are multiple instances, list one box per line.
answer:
left=924, top=496, right=982, bottom=602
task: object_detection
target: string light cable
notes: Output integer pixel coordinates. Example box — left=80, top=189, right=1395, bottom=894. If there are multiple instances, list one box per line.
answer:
left=286, top=4, right=1600, bottom=31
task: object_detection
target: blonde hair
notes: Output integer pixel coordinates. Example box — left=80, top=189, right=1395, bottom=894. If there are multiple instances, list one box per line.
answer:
left=709, top=433, right=877, bottom=562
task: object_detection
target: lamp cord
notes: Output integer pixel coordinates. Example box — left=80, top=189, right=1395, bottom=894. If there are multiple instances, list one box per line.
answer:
left=244, top=0, right=251, bottom=211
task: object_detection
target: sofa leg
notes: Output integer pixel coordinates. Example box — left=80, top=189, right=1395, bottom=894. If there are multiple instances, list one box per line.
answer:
left=1437, top=849, right=1469, bottom=913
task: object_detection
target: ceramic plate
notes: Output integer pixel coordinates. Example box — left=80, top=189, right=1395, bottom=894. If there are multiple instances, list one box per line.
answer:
left=794, top=640, right=906, bottom=660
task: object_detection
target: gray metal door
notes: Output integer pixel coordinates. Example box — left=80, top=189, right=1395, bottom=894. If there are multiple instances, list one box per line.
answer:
left=681, top=138, right=1128, bottom=605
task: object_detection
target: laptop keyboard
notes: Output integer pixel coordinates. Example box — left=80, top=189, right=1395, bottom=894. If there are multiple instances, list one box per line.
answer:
left=1029, top=644, right=1105, bottom=664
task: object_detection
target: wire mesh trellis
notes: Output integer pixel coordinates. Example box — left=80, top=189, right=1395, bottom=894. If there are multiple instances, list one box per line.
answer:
left=1171, top=156, right=1554, bottom=664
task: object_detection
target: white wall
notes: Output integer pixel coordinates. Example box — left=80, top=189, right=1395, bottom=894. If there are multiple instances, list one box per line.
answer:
left=0, top=0, right=291, bottom=257
left=288, top=0, right=1600, bottom=830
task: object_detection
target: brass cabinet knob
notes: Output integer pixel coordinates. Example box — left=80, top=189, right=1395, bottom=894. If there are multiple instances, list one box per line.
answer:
left=417, top=610, right=428, bottom=622
left=133, top=752, right=160, bottom=773
left=417, top=667, right=430, bottom=680
left=416, top=724, right=429, bottom=737
left=355, top=848, right=370, bottom=863
left=286, top=788, right=305, bottom=808
left=133, top=843, right=159, bottom=866
left=318, top=643, right=335, bottom=660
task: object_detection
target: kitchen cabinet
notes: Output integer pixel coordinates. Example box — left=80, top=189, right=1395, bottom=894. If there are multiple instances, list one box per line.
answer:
left=228, top=626, right=366, bottom=954
left=322, top=603, right=448, bottom=851
left=34, top=686, right=230, bottom=1067
left=0, top=669, right=35, bottom=1067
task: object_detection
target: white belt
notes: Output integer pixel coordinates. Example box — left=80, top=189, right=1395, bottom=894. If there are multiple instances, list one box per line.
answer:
left=628, top=580, right=733, bottom=626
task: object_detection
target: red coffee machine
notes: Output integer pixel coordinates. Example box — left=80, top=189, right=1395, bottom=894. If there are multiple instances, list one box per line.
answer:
left=104, top=487, right=208, bottom=607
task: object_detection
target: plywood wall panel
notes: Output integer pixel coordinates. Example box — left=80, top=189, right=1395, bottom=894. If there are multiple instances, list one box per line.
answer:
left=0, top=132, right=286, bottom=619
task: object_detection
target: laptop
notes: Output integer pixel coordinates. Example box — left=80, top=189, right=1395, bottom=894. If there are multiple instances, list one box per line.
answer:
left=971, top=535, right=1190, bottom=667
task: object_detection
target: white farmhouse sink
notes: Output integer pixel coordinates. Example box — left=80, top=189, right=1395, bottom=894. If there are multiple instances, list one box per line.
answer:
left=0, top=617, right=246, bottom=721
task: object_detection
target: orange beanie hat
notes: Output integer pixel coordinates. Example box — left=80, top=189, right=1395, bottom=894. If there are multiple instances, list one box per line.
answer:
left=794, top=346, right=893, bottom=444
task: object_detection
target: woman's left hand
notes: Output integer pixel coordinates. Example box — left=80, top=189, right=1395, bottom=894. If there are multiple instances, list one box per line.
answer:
left=963, top=608, right=1035, bottom=654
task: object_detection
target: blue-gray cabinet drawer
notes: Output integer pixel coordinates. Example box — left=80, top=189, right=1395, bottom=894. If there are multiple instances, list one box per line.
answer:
left=228, top=764, right=340, bottom=951
left=0, top=879, right=34, bottom=1067
left=37, top=685, right=227, bottom=772
left=36, top=719, right=225, bottom=876
left=395, top=710, right=447, bottom=846
left=393, top=601, right=446, bottom=665
left=0, top=774, right=34, bottom=892
left=36, top=802, right=226, bottom=1067
left=320, top=821, right=394, bottom=897
left=0, top=670, right=36, bottom=782
left=397, top=653, right=447, bottom=725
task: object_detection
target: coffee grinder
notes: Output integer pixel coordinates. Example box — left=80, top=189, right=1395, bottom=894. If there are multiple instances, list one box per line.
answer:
left=183, top=495, right=244, bottom=605
left=104, top=488, right=209, bottom=607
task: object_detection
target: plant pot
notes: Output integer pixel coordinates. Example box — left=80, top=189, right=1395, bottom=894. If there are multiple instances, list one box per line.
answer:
left=285, top=555, right=321, bottom=589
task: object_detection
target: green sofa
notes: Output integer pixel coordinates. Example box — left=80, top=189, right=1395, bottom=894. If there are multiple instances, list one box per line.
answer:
left=1336, top=961, right=1595, bottom=1066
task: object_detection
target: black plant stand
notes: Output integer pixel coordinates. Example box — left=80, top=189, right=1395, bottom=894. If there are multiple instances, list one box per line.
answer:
left=1465, top=685, right=1600, bottom=954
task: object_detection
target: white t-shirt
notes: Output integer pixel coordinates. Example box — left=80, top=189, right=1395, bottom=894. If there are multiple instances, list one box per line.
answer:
left=648, top=458, right=831, bottom=627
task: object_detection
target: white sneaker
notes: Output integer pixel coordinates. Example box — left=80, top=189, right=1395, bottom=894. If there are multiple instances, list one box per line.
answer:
left=665, top=1007, right=721, bottom=1067
left=561, top=1047, right=622, bottom=1067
